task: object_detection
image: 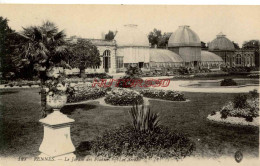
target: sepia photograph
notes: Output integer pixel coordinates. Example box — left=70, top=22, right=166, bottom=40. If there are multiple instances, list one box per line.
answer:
left=0, top=2, right=259, bottom=166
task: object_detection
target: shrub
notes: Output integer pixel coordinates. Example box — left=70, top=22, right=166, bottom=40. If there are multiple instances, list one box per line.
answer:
left=139, top=89, right=186, bottom=101
left=125, top=66, right=142, bottom=77
left=89, top=125, right=195, bottom=160
left=105, top=88, right=144, bottom=106
left=249, top=89, right=259, bottom=99
left=117, top=66, right=143, bottom=88
left=245, top=116, right=253, bottom=122
left=129, top=103, right=160, bottom=133
left=178, top=67, right=189, bottom=75
left=220, top=109, right=229, bottom=119
left=116, top=76, right=143, bottom=88
left=233, top=94, right=248, bottom=109
left=220, top=78, right=237, bottom=86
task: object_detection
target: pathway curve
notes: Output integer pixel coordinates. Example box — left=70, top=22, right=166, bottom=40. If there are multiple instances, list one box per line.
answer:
left=155, top=79, right=259, bottom=93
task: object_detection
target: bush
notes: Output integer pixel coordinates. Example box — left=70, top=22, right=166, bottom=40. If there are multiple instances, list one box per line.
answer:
left=178, top=67, right=189, bottom=75
left=249, top=89, right=259, bottom=99
left=116, top=66, right=143, bottom=88
left=220, top=109, right=229, bottom=119
left=88, top=125, right=195, bottom=160
left=129, top=103, right=160, bottom=132
left=116, top=76, right=143, bottom=88
left=105, top=88, right=144, bottom=106
left=220, top=78, right=237, bottom=86
left=233, top=94, right=248, bottom=109
left=125, top=66, right=142, bottom=77
left=139, top=89, right=186, bottom=101
left=245, top=116, right=254, bottom=122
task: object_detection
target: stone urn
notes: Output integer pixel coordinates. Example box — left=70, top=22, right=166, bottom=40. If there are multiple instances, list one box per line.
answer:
left=46, top=94, right=67, bottom=109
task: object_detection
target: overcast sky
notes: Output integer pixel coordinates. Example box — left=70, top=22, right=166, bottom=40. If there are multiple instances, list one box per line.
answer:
left=0, top=5, right=259, bottom=47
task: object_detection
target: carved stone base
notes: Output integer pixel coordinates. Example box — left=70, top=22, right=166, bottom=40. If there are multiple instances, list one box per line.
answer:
left=39, top=109, right=75, bottom=157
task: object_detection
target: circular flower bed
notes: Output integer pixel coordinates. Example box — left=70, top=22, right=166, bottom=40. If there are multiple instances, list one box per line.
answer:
left=219, top=97, right=259, bottom=121
left=207, top=92, right=259, bottom=126
left=78, top=125, right=195, bottom=161
left=207, top=112, right=259, bottom=127
left=104, top=88, right=144, bottom=106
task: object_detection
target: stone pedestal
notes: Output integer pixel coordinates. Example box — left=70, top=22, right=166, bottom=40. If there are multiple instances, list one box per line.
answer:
left=39, top=109, right=75, bottom=158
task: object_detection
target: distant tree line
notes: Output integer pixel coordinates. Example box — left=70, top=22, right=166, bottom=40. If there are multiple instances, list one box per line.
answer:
left=104, top=28, right=172, bottom=48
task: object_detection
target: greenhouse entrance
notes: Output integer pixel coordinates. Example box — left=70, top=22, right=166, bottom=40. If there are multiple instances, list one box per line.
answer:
left=103, top=50, right=111, bottom=73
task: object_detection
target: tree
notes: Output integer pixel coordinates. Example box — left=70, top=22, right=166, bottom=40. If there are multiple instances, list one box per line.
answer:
left=232, top=41, right=240, bottom=49
left=158, top=32, right=172, bottom=48
left=148, top=29, right=162, bottom=48
left=105, top=30, right=116, bottom=40
left=148, top=29, right=172, bottom=48
left=242, top=40, right=259, bottom=49
left=15, top=21, right=69, bottom=117
left=0, top=17, right=17, bottom=80
left=67, top=38, right=101, bottom=76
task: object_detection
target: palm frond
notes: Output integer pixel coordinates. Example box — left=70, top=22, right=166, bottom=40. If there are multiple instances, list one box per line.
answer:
left=41, top=21, right=58, bottom=34
left=54, top=30, right=66, bottom=41
left=33, top=27, right=43, bottom=41
left=129, top=102, right=160, bottom=132
left=55, top=45, right=67, bottom=54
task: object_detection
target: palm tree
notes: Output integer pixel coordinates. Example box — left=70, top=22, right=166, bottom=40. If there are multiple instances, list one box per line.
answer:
left=14, top=21, right=69, bottom=117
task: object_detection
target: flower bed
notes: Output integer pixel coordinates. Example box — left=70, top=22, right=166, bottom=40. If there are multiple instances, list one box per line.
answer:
left=207, top=112, right=259, bottom=127
left=104, top=88, right=144, bottom=106
left=85, top=73, right=113, bottom=79
left=4, top=80, right=40, bottom=87
left=208, top=91, right=259, bottom=126
left=67, top=84, right=110, bottom=103
left=218, top=98, right=259, bottom=121
left=194, top=72, right=229, bottom=78
left=221, top=66, right=255, bottom=73
left=139, top=89, right=186, bottom=101
left=247, top=73, right=260, bottom=78
left=80, top=125, right=195, bottom=161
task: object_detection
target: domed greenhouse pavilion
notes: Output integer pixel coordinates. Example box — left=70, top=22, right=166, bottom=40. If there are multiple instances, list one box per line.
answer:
left=68, top=24, right=255, bottom=74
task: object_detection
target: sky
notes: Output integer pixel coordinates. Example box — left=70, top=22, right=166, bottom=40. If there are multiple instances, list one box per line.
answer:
left=0, top=5, right=260, bottom=47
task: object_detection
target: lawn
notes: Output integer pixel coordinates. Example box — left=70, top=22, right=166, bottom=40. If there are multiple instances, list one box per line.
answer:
left=0, top=88, right=258, bottom=159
